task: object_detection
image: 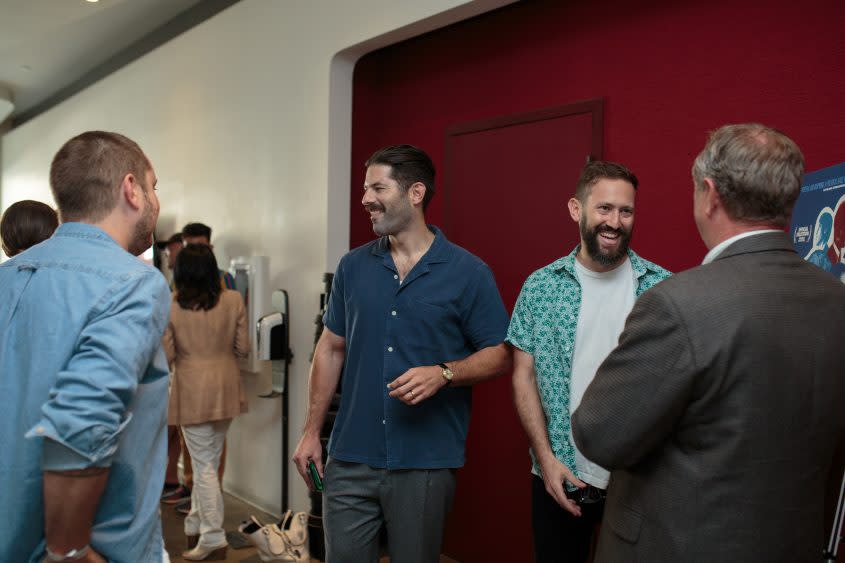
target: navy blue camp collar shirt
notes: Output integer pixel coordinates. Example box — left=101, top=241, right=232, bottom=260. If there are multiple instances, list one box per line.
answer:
left=323, top=225, right=509, bottom=469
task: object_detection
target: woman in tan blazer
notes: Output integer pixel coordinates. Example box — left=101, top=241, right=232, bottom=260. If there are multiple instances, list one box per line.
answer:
left=163, top=244, right=249, bottom=561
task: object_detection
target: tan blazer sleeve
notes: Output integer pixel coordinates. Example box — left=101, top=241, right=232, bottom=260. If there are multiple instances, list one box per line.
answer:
left=233, top=292, right=249, bottom=359
left=162, top=314, right=176, bottom=367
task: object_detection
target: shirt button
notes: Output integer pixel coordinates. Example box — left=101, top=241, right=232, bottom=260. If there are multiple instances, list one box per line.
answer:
left=391, top=310, right=397, bottom=316
left=387, top=346, right=393, bottom=352
left=382, top=419, right=386, bottom=425
left=393, top=274, right=398, bottom=279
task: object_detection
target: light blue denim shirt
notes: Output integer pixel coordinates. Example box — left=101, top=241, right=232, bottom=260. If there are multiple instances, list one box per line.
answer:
left=0, top=222, right=171, bottom=562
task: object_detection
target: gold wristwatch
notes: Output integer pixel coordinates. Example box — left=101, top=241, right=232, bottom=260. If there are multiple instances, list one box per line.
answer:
left=438, top=362, right=454, bottom=385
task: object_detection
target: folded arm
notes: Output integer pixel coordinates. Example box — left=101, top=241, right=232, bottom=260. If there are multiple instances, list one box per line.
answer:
left=387, top=342, right=511, bottom=405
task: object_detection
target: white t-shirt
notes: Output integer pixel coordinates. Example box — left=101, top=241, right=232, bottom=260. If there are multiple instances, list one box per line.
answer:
left=568, top=257, right=636, bottom=488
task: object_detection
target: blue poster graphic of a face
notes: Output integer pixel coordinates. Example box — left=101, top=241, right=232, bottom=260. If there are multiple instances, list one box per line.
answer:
left=791, top=162, right=845, bottom=285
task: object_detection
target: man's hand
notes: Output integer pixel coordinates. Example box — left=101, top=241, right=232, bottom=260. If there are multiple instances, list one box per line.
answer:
left=538, top=453, right=586, bottom=517
left=387, top=365, right=447, bottom=405
left=292, top=432, right=323, bottom=492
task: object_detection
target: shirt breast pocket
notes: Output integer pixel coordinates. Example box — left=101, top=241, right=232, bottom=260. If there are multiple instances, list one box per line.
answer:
left=395, top=298, right=460, bottom=355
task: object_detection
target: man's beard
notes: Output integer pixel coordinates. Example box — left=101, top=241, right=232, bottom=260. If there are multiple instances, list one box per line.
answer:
left=128, top=191, right=156, bottom=256
left=580, top=217, right=632, bottom=267
left=367, top=200, right=413, bottom=236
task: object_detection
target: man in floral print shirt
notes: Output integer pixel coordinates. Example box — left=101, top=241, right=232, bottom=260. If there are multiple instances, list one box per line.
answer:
left=507, top=160, right=670, bottom=563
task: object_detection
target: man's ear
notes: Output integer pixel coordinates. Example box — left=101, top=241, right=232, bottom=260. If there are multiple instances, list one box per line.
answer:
left=567, top=197, right=582, bottom=224
left=701, top=178, right=722, bottom=218
left=408, top=182, right=427, bottom=207
left=121, top=173, right=143, bottom=211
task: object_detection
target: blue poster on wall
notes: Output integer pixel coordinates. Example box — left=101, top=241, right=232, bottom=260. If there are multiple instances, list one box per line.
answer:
left=790, top=162, right=845, bottom=285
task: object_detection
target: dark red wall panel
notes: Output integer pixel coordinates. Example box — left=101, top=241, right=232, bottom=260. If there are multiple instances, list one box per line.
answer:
left=349, top=0, right=845, bottom=560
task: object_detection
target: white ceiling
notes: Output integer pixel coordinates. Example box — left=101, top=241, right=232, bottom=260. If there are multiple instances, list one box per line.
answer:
left=0, top=0, right=208, bottom=124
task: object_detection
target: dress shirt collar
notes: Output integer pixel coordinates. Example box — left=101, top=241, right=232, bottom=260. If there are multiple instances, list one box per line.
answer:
left=702, top=229, right=782, bottom=264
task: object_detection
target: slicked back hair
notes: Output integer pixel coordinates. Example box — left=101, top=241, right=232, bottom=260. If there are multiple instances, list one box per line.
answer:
left=365, top=144, right=436, bottom=211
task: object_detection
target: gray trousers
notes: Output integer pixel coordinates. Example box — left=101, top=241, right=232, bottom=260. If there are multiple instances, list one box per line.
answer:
left=323, top=457, right=457, bottom=563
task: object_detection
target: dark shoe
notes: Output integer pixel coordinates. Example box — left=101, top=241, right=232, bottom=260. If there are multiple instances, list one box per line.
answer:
left=162, top=485, right=191, bottom=504
left=175, top=499, right=192, bottom=515
left=162, top=482, right=181, bottom=495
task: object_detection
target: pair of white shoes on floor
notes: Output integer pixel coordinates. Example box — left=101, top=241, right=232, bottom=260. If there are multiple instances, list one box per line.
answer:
left=239, top=510, right=310, bottom=562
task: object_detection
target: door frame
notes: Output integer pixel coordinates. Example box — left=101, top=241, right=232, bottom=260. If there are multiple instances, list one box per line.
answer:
left=443, top=98, right=604, bottom=232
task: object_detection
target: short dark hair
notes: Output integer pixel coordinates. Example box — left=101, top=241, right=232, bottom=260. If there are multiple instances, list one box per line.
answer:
left=155, top=232, right=183, bottom=249
left=174, top=244, right=222, bottom=311
left=575, top=160, right=639, bottom=202
left=692, top=123, right=804, bottom=227
left=1, top=200, right=59, bottom=257
left=50, top=131, right=150, bottom=223
left=182, top=222, right=212, bottom=241
left=365, top=145, right=436, bottom=211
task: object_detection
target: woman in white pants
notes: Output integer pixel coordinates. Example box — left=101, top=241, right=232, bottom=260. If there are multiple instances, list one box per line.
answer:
left=163, top=244, right=249, bottom=561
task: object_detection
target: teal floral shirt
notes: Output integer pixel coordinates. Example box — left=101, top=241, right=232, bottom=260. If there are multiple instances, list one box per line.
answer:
left=507, top=247, right=671, bottom=481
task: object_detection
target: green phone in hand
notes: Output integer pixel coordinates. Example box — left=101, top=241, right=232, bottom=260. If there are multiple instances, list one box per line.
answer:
left=308, top=460, right=324, bottom=492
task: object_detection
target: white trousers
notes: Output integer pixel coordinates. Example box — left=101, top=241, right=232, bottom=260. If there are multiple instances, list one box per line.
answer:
left=181, top=419, right=232, bottom=548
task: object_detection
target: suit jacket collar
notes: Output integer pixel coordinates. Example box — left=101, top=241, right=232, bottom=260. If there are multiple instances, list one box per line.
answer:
left=714, top=230, right=795, bottom=262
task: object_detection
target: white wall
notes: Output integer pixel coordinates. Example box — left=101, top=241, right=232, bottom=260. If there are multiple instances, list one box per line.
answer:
left=1, top=0, right=511, bottom=516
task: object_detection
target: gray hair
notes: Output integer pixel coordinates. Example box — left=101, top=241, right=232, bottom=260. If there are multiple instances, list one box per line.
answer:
left=692, top=123, right=804, bottom=227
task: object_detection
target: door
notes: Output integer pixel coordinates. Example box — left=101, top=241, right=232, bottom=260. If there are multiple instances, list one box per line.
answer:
left=442, top=99, right=603, bottom=562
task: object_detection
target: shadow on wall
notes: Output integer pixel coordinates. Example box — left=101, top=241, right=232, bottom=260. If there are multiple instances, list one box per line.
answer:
left=216, top=235, right=252, bottom=266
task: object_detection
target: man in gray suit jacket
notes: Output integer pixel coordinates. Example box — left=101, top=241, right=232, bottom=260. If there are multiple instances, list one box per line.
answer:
left=572, top=123, right=845, bottom=562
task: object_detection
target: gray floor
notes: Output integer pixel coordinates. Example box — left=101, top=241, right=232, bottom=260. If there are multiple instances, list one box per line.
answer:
left=161, top=492, right=458, bottom=562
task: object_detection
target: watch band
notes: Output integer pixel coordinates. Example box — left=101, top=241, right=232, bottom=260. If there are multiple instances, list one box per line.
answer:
left=438, top=362, right=453, bottom=385
left=45, top=544, right=90, bottom=562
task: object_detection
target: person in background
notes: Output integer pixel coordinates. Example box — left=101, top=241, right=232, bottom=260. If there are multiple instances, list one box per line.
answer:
left=156, top=232, right=184, bottom=280
left=166, top=222, right=236, bottom=515
left=1, top=199, right=59, bottom=257
left=0, top=131, right=171, bottom=562
left=572, top=123, right=845, bottom=562
left=156, top=232, right=192, bottom=504
left=164, top=243, right=249, bottom=561
left=181, top=222, right=236, bottom=289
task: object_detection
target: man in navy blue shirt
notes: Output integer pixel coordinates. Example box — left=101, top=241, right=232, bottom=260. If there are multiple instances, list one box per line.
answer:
left=293, top=145, right=511, bottom=563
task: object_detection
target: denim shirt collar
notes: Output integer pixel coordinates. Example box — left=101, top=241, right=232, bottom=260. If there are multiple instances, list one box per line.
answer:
left=53, top=222, right=120, bottom=247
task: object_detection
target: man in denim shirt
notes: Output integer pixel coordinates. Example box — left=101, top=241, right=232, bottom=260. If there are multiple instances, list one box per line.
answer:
left=0, top=131, right=171, bottom=562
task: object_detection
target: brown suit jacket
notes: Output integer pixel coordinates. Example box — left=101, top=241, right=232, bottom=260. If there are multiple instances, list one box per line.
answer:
left=164, top=289, right=249, bottom=426
left=572, top=232, right=845, bottom=562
